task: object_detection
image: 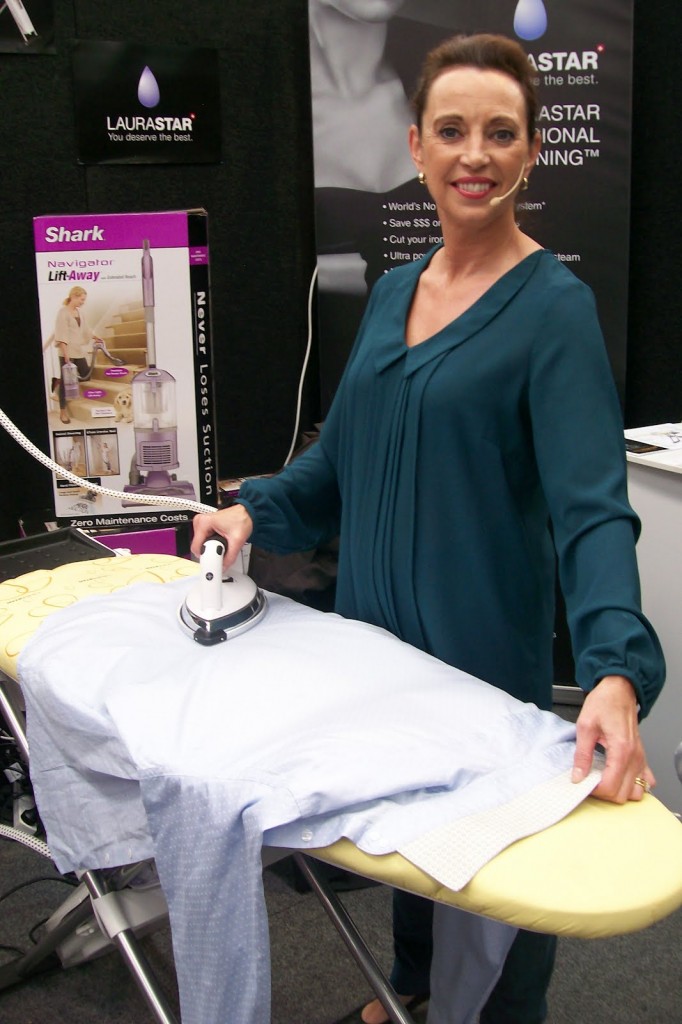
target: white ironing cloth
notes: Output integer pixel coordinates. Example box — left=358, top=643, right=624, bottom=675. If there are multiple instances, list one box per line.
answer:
left=17, top=577, right=599, bottom=1024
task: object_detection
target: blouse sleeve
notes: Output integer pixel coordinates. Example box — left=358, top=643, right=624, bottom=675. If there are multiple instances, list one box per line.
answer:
left=237, top=438, right=342, bottom=554
left=528, top=275, right=665, bottom=718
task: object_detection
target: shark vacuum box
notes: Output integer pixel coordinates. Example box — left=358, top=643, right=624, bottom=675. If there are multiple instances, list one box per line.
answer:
left=33, top=209, right=217, bottom=530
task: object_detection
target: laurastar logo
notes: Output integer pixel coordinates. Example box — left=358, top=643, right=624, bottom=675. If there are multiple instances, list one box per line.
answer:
left=106, top=115, right=194, bottom=131
left=527, top=50, right=600, bottom=72
left=44, top=225, right=104, bottom=243
left=514, top=0, right=548, bottom=42
left=138, top=66, right=160, bottom=109
left=104, top=64, right=196, bottom=139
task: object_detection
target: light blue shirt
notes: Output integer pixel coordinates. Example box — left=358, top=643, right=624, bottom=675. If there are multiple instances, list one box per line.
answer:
left=19, top=579, right=591, bottom=1024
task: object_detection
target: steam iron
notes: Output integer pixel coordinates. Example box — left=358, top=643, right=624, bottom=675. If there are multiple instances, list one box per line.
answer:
left=178, top=536, right=267, bottom=646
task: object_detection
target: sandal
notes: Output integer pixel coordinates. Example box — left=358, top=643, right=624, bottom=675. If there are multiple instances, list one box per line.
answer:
left=361, top=992, right=429, bottom=1024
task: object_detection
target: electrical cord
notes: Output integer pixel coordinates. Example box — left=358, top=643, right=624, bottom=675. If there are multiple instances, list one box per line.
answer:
left=283, top=264, right=318, bottom=467
left=28, top=916, right=50, bottom=945
left=0, top=875, right=78, bottom=906
left=0, top=942, right=25, bottom=957
left=0, top=876, right=80, bottom=960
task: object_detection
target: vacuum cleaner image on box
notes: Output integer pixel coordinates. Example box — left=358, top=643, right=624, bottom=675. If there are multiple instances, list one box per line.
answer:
left=123, top=240, right=196, bottom=504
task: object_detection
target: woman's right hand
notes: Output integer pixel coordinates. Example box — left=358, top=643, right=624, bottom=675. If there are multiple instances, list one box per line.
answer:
left=190, top=505, right=254, bottom=569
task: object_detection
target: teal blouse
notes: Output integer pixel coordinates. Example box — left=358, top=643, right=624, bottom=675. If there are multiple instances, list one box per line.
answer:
left=239, top=248, right=664, bottom=716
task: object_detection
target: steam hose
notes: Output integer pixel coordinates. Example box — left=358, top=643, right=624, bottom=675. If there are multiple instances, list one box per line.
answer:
left=0, top=822, right=52, bottom=859
left=0, top=407, right=216, bottom=516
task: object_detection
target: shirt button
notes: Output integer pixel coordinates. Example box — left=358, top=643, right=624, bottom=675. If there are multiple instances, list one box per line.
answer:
left=301, top=829, right=313, bottom=842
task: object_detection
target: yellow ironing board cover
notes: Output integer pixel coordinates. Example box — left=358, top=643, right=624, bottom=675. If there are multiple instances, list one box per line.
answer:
left=0, top=553, right=199, bottom=678
left=1, top=554, right=681, bottom=940
left=310, top=795, right=682, bottom=938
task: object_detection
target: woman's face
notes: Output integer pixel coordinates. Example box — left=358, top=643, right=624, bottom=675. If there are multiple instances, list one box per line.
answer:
left=409, top=66, right=540, bottom=223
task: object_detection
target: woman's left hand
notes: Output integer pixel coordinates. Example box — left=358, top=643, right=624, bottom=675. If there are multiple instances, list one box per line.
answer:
left=571, top=674, right=655, bottom=803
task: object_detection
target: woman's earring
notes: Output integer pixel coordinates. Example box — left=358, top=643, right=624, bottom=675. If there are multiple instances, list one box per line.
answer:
left=521, top=176, right=529, bottom=191
left=418, top=171, right=427, bottom=186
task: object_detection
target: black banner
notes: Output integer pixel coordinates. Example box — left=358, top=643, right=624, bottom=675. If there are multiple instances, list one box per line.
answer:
left=309, top=0, right=634, bottom=411
left=72, top=40, right=222, bottom=165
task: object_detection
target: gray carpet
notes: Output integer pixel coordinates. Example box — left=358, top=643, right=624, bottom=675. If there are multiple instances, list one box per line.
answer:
left=1, top=834, right=680, bottom=1024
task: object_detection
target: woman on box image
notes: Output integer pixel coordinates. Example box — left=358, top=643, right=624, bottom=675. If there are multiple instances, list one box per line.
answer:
left=192, top=33, right=664, bottom=1024
left=51, top=286, right=101, bottom=424
left=100, top=440, right=112, bottom=474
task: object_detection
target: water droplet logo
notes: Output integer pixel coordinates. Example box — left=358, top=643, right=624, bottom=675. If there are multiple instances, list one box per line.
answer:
left=137, top=66, right=160, bottom=109
left=513, top=0, right=548, bottom=41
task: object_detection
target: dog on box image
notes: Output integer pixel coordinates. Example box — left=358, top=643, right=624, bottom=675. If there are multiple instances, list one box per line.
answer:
left=114, top=388, right=133, bottom=423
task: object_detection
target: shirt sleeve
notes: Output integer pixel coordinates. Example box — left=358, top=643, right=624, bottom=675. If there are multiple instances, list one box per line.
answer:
left=528, top=274, right=665, bottom=718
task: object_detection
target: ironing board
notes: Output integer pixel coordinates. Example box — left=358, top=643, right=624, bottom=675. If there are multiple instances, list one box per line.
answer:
left=1, top=551, right=681, bottom=1024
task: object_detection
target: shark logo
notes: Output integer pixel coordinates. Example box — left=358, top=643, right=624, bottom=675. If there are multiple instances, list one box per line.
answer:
left=137, top=65, right=161, bottom=109
left=514, top=0, right=548, bottom=41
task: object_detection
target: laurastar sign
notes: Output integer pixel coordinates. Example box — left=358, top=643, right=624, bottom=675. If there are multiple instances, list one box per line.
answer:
left=106, top=116, right=193, bottom=132
left=527, top=51, right=599, bottom=72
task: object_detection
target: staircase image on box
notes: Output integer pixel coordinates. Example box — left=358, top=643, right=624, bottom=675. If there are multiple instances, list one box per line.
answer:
left=67, top=303, right=148, bottom=423
left=66, top=275, right=197, bottom=504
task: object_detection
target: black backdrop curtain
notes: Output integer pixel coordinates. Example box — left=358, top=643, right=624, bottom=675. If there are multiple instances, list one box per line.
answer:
left=0, top=0, right=679, bottom=540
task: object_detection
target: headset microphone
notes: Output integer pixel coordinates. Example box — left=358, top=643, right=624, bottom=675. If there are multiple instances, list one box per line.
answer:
left=489, top=161, right=527, bottom=207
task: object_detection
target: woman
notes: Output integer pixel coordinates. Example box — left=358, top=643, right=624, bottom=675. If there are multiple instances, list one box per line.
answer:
left=193, top=34, right=664, bottom=1024
left=52, top=286, right=98, bottom=424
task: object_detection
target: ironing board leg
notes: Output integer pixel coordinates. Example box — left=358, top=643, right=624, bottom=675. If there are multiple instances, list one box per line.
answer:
left=293, top=853, right=417, bottom=1024
left=0, top=671, right=29, bottom=763
left=0, top=863, right=177, bottom=1024
left=82, top=870, right=179, bottom=1024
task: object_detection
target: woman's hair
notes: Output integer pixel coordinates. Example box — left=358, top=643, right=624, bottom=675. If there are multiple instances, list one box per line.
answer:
left=412, top=33, right=538, bottom=139
left=63, top=286, right=87, bottom=305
